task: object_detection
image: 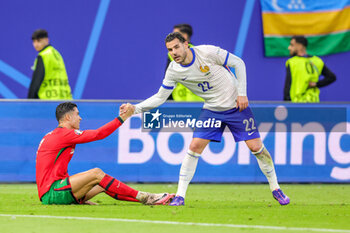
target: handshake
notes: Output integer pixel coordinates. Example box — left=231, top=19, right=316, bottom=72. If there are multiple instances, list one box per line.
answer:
left=119, top=103, right=135, bottom=121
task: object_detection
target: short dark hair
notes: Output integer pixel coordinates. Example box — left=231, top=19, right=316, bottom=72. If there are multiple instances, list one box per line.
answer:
left=165, top=32, right=186, bottom=44
left=31, top=29, right=48, bottom=40
left=173, top=24, right=193, bottom=39
left=56, top=102, right=77, bottom=122
left=292, top=36, right=308, bottom=48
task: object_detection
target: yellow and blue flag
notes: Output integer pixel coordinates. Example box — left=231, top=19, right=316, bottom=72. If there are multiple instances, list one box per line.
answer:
left=260, top=0, right=350, bottom=56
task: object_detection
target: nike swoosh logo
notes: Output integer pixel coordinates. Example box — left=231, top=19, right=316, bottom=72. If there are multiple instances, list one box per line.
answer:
left=248, top=131, right=255, bottom=136
left=156, top=193, right=167, bottom=201
left=181, top=76, right=188, bottom=81
left=153, top=193, right=168, bottom=204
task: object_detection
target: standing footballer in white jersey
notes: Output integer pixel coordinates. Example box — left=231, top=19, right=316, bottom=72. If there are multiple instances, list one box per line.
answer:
left=121, top=32, right=290, bottom=206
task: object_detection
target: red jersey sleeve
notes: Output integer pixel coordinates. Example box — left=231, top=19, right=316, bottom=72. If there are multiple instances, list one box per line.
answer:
left=61, top=117, right=124, bottom=146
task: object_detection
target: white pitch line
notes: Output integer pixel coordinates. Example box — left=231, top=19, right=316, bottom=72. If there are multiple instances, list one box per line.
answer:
left=0, top=214, right=349, bottom=233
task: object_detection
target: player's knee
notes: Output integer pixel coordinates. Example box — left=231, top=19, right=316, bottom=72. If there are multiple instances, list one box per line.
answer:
left=246, top=138, right=263, bottom=153
left=90, top=168, right=105, bottom=179
left=249, top=143, right=263, bottom=154
left=189, top=138, right=210, bottom=154
left=189, top=143, right=204, bottom=154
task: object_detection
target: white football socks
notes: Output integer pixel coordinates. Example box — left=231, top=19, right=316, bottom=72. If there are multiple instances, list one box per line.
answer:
left=176, top=150, right=201, bottom=198
left=252, top=145, right=280, bottom=191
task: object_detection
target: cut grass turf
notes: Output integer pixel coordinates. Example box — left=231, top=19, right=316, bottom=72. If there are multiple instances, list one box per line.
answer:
left=0, top=184, right=349, bottom=233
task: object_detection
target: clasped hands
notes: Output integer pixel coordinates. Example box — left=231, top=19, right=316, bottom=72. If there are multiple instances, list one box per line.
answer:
left=119, top=103, right=135, bottom=121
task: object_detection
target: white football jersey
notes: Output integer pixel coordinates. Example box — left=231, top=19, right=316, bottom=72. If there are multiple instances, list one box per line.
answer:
left=163, top=45, right=246, bottom=111
left=134, top=45, right=247, bottom=114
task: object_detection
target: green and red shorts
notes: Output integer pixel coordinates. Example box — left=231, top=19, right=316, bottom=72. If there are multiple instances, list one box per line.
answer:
left=41, top=177, right=79, bottom=205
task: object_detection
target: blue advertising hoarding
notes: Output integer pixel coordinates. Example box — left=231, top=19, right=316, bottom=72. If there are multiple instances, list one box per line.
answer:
left=0, top=100, right=349, bottom=183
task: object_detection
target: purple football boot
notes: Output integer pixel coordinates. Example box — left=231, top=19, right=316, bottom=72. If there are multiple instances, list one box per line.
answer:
left=169, top=196, right=185, bottom=206
left=272, top=189, right=290, bottom=205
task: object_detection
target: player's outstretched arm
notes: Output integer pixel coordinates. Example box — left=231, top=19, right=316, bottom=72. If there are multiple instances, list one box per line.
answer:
left=130, top=87, right=173, bottom=114
left=64, top=105, right=135, bottom=145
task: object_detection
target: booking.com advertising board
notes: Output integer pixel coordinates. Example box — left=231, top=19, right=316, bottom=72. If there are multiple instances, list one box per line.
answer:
left=0, top=101, right=349, bottom=183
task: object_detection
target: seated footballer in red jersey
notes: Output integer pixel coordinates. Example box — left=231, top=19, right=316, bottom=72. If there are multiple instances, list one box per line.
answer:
left=36, top=102, right=174, bottom=205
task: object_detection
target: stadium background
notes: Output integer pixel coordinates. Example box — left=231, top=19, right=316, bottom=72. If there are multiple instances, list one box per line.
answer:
left=1, top=0, right=350, bottom=100
left=0, top=0, right=349, bottom=184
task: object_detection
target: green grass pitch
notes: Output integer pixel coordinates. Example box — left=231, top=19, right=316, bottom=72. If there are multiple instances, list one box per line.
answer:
left=0, top=184, right=349, bottom=233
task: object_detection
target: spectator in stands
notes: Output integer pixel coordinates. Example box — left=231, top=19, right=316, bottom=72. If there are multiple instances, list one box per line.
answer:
left=28, top=29, right=73, bottom=100
left=284, top=36, right=336, bottom=102
left=166, top=24, right=203, bottom=102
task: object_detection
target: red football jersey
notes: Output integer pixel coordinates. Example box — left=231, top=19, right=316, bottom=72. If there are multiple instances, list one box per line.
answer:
left=35, top=117, right=123, bottom=199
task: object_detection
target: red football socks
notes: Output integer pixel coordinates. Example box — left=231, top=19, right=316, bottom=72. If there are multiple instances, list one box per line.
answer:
left=99, top=174, right=138, bottom=198
left=105, top=190, right=139, bottom=202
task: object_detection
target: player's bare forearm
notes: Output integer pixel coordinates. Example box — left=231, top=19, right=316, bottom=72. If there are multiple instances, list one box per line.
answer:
left=236, top=96, right=248, bottom=112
